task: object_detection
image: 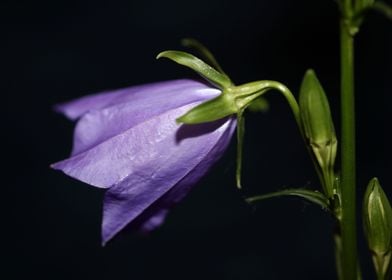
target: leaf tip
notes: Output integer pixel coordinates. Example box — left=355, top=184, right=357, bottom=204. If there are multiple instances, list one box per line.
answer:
left=156, top=51, right=166, bottom=60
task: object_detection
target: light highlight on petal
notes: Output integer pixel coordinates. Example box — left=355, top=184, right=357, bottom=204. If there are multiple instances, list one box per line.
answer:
left=51, top=79, right=236, bottom=244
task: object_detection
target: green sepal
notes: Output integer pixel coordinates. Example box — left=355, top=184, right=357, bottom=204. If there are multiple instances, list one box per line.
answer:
left=177, top=81, right=273, bottom=124
left=181, top=38, right=227, bottom=75
left=176, top=90, right=237, bottom=124
left=236, top=110, right=245, bottom=189
left=246, top=188, right=330, bottom=211
left=157, top=50, right=233, bottom=89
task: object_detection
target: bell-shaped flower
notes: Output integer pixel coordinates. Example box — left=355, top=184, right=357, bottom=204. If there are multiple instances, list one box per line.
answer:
left=51, top=79, right=237, bottom=245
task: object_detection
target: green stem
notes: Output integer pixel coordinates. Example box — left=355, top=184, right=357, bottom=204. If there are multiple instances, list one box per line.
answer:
left=235, top=80, right=301, bottom=129
left=269, top=82, right=302, bottom=129
left=339, top=17, right=358, bottom=280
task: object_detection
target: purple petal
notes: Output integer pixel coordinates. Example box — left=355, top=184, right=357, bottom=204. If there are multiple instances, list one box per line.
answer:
left=51, top=79, right=237, bottom=245
left=125, top=118, right=237, bottom=234
left=55, top=79, right=218, bottom=120
left=69, top=80, right=219, bottom=155
left=101, top=117, right=236, bottom=244
left=51, top=102, right=226, bottom=188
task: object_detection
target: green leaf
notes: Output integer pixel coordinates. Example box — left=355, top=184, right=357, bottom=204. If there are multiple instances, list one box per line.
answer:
left=157, top=50, right=233, bottom=89
left=181, top=38, right=227, bottom=75
left=373, top=1, right=392, bottom=20
left=246, top=188, right=330, bottom=211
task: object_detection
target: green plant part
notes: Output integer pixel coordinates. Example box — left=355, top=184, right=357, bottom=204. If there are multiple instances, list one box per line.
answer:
left=299, top=69, right=337, bottom=199
left=363, top=178, right=392, bottom=280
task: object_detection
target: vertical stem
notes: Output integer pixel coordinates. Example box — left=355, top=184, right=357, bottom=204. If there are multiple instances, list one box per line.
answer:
left=340, top=18, right=358, bottom=279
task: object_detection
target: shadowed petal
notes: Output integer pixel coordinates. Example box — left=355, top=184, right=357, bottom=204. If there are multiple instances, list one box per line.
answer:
left=122, top=118, right=236, bottom=233
left=101, top=118, right=236, bottom=244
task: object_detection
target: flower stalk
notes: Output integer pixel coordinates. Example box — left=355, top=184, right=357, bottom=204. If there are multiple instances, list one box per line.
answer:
left=338, top=1, right=358, bottom=279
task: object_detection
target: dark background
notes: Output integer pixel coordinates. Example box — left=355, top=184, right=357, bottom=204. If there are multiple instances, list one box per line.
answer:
left=3, top=0, right=391, bottom=279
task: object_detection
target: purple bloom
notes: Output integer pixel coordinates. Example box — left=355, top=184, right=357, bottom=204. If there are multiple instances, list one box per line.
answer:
left=51, top=79, right=236, bottom=245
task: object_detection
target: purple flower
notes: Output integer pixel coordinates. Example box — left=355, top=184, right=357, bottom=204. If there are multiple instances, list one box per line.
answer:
left=51, top=79, right=236, bottom=245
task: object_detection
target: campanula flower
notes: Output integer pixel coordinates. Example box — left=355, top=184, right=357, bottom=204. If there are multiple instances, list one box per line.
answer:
left=51, top=79, right=236, bottom=245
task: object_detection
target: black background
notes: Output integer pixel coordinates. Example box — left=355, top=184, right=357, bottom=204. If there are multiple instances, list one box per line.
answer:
left=3, top=0, right=391, bottom=279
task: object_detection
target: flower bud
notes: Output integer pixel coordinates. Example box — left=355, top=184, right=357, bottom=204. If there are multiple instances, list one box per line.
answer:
left=299, top=69, right=337, bottom=198
left=363, top=178, right=392, bottom=254
left=300, top=69, right=336, bottom=148
left=363, top=178, right=392, bottom=279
